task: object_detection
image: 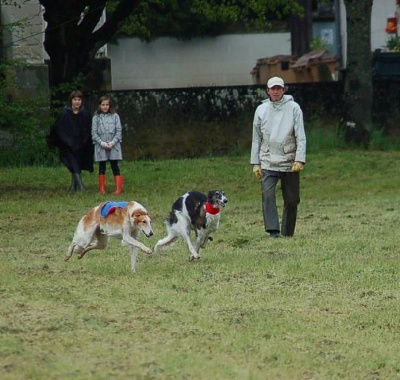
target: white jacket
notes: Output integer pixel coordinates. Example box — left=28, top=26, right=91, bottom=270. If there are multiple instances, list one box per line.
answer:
left=250, top=95, right=306, bottom=171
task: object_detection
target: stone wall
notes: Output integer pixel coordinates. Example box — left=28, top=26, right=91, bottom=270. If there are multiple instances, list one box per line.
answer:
left=87, top=82, right=344, bottom=160
left=1, top=0, right=45, bottom=64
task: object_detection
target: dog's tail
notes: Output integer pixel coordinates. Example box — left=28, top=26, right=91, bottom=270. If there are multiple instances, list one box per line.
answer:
left=65, top=243, right=85, bottom=261
left=64, top=243, right=76, bottom=261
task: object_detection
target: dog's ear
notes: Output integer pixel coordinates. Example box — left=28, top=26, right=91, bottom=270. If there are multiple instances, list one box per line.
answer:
left=131, top=209, right=146, bottom=220
left=208, top=190, right=223, bottom=199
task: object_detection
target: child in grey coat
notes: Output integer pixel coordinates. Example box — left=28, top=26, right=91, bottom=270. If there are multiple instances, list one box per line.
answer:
left=92, top=96, right=124, bottom=195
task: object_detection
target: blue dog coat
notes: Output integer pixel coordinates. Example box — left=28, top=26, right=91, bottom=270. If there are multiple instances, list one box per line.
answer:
left=100, top=201, right=129, bottom=218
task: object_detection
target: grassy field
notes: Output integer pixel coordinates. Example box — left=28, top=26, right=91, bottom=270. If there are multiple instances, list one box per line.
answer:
left=1, top=150, right=400, bottom=379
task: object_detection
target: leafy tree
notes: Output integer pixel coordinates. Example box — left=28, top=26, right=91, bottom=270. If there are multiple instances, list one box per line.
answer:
left=38, top=0, right=302, bottom=91
left=12, top=0, right=378, bottom=135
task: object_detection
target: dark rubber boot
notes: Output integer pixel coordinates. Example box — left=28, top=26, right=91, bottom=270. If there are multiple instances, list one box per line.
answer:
left=73, top=173, right=87, bottom=192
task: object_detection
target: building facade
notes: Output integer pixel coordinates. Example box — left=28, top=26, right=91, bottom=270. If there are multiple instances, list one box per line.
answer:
left=0, top=0, right=397, bottom=90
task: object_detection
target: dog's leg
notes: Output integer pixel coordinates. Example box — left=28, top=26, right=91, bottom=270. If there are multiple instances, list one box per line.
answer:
left=65, top=243, right=74, bottom=261
left=128, top=229, right=144, bottom=272
left=197, top=217, right=220, bottom=250
left=154, top=232, right=179, bottom=253
left=121, top=233, right=152, bottom=255
left=166, top=213, right=200, bottom=260
left=172, top=219, right=200, bottom=261
left=156, top=230, right=199, bottom=260
left=193, top=228, right=210, bottom=252
left=66, top=217, right=101, bottom=261
left=199, top=234, right=211, bottom=249
left=200, top=236, right=214, bottom=248
left=77, top=232, right=108, bottom=260
left=182, top=233, right=200, bottom=261
left=130, top=247, right=138, bottom=273
left=65, top=243, right=84, bottom=261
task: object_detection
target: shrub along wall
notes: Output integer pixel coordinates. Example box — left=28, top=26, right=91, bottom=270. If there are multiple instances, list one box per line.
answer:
left=87, top=82, right=344, bottom=160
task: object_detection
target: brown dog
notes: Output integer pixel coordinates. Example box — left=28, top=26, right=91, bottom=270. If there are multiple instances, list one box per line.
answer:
left=65, top=201, right=153, bottom=272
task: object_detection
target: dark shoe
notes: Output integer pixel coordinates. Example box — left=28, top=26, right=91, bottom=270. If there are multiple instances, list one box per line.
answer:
left=269, top=232, right=281, bottom=239
left=69, top=173, right=77, bottom=193
left=73, top=173, right=87, bottom=192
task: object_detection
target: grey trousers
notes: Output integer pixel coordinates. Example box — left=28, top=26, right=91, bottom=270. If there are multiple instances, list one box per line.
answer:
left=261, top=170, right=300, bottom=237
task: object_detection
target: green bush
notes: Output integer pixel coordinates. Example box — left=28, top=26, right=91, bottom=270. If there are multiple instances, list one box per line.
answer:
left=1, top=59, right=399, bottom=168
left=0, top=60, right=59, bottom=166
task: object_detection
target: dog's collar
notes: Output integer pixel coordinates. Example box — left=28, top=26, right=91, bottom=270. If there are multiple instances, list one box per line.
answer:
left=205, top=202, right=220, bottom=215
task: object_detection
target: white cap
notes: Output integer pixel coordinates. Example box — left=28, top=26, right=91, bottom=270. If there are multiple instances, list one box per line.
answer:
left=267, top=76, right=285, bottom=88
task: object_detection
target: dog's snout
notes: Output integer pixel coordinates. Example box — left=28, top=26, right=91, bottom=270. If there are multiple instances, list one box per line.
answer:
left=143, top=228, right=154, bottom=238
left=223, top=198, right=228, bottom=203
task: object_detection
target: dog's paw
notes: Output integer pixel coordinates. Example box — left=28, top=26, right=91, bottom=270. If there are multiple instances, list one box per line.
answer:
left=144, top=248, right=153, bottom=255
left=189, top=254, right=201, bottom=261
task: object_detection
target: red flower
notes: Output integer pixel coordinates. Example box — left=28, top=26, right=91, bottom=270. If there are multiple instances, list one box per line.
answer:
left=386, top=17, right=398, bottom=34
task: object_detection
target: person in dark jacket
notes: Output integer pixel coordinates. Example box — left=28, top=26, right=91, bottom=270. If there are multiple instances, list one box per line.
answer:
left=48, top=90, right=94, bottom=192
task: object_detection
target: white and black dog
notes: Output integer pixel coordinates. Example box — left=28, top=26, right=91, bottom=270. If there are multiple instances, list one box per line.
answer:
left=154, top=190, right=228, bottom=261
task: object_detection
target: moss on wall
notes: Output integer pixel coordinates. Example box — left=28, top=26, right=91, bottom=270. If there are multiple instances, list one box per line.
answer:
left=87, top=83, right=344, bottom=160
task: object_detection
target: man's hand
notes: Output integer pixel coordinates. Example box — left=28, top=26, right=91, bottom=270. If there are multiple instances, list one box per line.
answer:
left=253, top=165, right=262, bottom=179
left=291, top=162, right=304, bottom=172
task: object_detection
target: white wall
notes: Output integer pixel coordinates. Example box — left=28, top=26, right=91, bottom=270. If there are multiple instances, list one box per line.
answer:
left=108, top=33, right=291, bottom=90
left=109, top=0, right=397, bottom=90
left=1, top=0, right=45, bottom=64
left=371, top=0, right=397, bottom=51
left=3, top=0, right=395, bottom=90
left=339, top=0, right=397, bottom=66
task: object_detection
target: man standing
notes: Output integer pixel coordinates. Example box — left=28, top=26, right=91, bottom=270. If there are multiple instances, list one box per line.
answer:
left=250, top=76, right=306, bottom=238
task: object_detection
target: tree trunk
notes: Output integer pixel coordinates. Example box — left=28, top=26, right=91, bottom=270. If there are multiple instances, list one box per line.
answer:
left=40, top=0, right=140, bottom=103
left=41, top=1, right=105, bottom=105
left=290, top=0, right=313, bottom=57
left=342, top=0, right=373, bottom=133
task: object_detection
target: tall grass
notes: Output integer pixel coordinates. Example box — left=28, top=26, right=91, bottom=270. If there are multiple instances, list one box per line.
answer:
left=2, top=150, right=400, bottom=379
left=306, top=119, right=400, bottom=152
left=3, top=114, right=400, bottom=167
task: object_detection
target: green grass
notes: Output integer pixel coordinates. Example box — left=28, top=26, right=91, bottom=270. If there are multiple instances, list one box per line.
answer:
left=2, top=151, right=400, bottom=379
